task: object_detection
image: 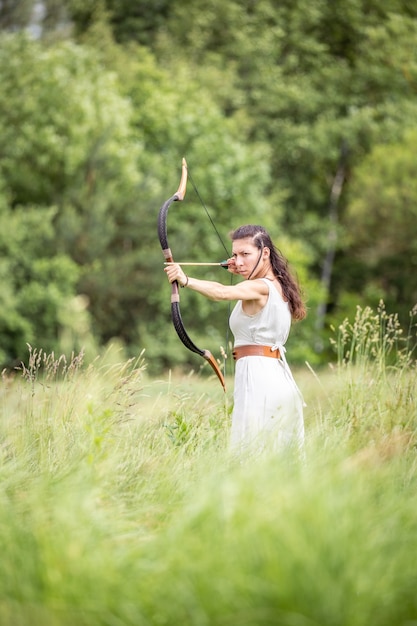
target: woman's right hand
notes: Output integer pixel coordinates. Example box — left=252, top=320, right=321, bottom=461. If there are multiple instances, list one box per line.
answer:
left=225, top=257, right=239, bottom=275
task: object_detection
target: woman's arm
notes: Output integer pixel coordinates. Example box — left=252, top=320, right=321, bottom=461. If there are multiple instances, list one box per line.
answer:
left=164, top=263, right=268, bottom=302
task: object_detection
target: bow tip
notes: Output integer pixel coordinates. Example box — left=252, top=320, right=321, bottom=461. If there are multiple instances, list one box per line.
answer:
left=175, top=158, right=188, bottom=201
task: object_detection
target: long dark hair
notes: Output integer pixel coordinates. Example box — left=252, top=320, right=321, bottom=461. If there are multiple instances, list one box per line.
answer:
left=230, top=225, right=306, bottom=321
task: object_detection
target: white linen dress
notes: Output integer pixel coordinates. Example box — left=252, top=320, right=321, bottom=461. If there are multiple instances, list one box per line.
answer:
left=229, top=278, right=304, bottom=452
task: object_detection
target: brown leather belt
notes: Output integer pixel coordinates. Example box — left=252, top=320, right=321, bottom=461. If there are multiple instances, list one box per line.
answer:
left=232, top=345, right=281, bottom=361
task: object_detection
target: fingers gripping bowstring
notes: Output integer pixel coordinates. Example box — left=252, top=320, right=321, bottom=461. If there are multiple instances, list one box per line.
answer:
left=186, top=163, right=233, bottom=377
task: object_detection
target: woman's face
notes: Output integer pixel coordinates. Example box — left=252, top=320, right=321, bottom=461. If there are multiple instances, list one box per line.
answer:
left=232, top=237, right=267, bottom=279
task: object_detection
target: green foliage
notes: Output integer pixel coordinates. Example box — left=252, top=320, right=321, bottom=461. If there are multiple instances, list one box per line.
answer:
left=1, top=0, right=417, bottom=370
left=0, top=0, right=35, bottom=31
left=64, top=0, right=172, bottom=46
left=340, top=129, right=417, bottom=326
left=0, top=310, right=416, bottom=624
left=0, top=31, right=284, bottom=370
left=155, top=1, right=417, bottom=359
left=0, top=202, right=85, bottom=364
left=330, top=301, right=414, bottom=371
left=0, top=33, right=140, bottom=364
left=0, top=34, right=139, bottom=208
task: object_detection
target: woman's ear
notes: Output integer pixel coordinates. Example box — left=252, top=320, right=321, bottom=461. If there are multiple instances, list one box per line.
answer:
left=263, top=246, right=271, bottom=259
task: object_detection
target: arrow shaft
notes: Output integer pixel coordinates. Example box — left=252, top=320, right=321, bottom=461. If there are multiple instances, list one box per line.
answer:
left=164, top=262, right=227, bottom=267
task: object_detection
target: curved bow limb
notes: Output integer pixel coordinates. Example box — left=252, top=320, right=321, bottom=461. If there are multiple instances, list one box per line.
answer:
left=157, top=158, right=226, bottom=392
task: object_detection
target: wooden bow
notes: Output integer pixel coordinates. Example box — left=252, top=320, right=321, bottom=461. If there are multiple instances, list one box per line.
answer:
left=157, top=158, right=226, bottom=391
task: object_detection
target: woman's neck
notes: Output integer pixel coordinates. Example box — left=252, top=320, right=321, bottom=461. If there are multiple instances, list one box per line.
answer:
left=258, top=262, right=275, bottom=281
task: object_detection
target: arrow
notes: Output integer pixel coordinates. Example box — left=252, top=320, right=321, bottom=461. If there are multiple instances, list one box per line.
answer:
left=164, top=261, right=229, bottom=268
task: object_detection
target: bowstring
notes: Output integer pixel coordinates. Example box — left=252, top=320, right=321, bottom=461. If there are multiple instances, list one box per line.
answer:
left=186, top=164, right=233, bottom=379
left=186, top=167, right=230, bottom=257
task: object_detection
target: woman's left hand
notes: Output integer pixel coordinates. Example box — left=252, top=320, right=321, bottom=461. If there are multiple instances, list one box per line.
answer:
left=164, top=263, right=188, bottom=287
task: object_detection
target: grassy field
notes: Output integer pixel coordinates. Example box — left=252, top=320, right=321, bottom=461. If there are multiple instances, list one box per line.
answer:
left=0, top=305, right=416, bottom=625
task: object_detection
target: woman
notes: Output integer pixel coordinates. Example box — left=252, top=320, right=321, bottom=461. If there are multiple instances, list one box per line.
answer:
left=165, top=224, right=306, bottom=452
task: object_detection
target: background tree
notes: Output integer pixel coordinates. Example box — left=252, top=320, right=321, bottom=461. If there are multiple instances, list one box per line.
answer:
left=159, top=0, right=417, bottom=340
left=0, top=0, right=35, bottom=31
left=340, top=129, right=417, bottom=325
left=0, top=196, right=84, bottom=365
left=1, top=0, right=416, bottom=371
left=0, top=33, right=140, bottom=364
left=0, top=31, right=293, bottom=372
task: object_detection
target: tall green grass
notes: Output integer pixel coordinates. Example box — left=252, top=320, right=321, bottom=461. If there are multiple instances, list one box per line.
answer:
left=0, top=304, right=416, bottom=626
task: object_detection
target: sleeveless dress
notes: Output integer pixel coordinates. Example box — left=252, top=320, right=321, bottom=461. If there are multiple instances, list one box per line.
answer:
left=229, top=278, right=304, bottom=452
